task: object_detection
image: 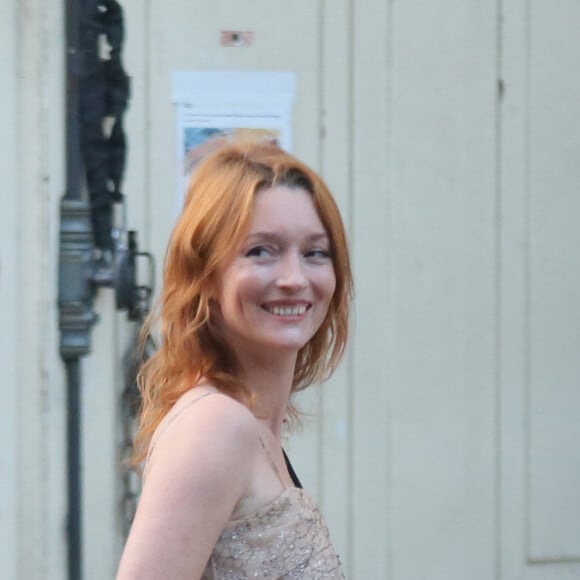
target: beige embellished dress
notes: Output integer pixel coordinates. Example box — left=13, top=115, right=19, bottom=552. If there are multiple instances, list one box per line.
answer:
left=200, top=486, right=345, bottom=579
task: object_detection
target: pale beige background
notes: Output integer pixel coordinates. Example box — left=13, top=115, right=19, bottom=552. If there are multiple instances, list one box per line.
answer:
left=1, top=1, right=579, bottom=579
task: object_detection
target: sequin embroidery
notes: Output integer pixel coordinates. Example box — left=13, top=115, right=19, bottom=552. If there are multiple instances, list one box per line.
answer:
left=200, top=488, right=345, bottom=579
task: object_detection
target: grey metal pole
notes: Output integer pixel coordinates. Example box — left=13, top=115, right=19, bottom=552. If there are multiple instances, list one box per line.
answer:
left=63, top=357, right=83, bottom=580
left=60, top=1, right=96, bottom=578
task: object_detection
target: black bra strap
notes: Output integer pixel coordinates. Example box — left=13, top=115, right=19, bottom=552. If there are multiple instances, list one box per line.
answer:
left=282, top=449, right=303, bottom=489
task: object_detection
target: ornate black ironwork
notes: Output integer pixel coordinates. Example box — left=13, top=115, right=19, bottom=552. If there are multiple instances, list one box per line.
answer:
left=59, top=2, right=154, bottom=578
left=80, top=0, right=130, bottom=251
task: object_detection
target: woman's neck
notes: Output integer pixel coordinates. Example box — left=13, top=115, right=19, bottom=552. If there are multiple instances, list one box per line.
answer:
left=237, top=352, right=296, bottom=440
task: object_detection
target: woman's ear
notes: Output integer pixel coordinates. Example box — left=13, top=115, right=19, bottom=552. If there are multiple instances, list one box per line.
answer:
left=207, top=292, right=222, bottom=322
left=205, top=274, right=223, bottom=319
left=208, top=296, right=222, bottom=317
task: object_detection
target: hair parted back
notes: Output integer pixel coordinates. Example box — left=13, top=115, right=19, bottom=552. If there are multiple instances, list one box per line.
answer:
left=132, top=142, right=352, bottom=467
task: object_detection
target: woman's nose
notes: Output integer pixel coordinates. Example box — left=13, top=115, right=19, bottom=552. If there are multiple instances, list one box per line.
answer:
left=276, top=253, right=308, bottom=290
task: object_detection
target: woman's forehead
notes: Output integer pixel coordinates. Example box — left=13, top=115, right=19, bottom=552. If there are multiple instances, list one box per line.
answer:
left=247, top=186, right=327, bottom=235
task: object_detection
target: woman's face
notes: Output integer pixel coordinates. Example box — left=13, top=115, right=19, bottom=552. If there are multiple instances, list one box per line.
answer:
left=215, top=185, right=336, bottom=361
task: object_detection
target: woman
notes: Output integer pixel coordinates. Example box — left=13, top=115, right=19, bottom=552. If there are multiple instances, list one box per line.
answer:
left=117, top=143, right=352, bottom=579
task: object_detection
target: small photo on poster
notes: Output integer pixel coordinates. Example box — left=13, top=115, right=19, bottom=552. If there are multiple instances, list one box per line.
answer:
left=182, top=127, right=280, bottom=179
left=175, top=111, right=290, bottom=207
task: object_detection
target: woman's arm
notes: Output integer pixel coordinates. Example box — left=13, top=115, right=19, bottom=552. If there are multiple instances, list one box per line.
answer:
left=116, top=393, right=257, bottom=580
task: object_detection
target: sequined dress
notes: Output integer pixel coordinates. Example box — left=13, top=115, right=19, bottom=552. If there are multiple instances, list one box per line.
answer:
left=200, top=486, right=345, bottom=579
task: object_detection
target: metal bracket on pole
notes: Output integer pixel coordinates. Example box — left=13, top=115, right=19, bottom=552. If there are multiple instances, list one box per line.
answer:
left=59, top=199, right=98, bottom=359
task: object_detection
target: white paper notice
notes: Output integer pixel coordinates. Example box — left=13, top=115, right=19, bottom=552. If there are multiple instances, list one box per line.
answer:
left=172, top=71, right=296, bottom=208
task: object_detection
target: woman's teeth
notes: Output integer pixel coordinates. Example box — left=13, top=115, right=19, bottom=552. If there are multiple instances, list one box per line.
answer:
left=265, top=305, right=308, bottom=316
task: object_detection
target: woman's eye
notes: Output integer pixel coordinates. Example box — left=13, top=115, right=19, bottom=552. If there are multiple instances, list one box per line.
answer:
left=305, top=249, right=331, bottom=260
left=246, top=246, right=273, bottom=258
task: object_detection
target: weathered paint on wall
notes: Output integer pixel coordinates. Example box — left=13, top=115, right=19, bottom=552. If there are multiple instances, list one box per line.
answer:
left=2, top=1, right=580, bottom=579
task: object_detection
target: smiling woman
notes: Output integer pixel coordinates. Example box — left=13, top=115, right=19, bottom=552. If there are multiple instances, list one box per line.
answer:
left=116, top=143, right=353, bottom=579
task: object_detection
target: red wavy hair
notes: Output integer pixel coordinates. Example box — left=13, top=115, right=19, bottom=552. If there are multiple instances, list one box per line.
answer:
left=132, top=143, right=352, bottom=466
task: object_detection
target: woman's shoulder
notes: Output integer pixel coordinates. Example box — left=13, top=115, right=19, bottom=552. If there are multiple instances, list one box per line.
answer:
left=173, top=385, right=256, bottom=434
left=145, top=386, right=258, bottom=476
left=119, top=388, right=259, bottom=579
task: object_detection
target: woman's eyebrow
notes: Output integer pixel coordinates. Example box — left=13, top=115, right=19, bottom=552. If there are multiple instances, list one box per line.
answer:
left=306, top=232, right=330, bottom=242
left=246, top=231, right=329, bottom=242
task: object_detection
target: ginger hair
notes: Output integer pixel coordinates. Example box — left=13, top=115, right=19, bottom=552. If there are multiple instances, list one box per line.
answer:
left=132, top=142, right=352, bottom=467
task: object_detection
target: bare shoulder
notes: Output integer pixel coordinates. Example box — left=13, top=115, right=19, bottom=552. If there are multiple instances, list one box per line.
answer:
left=145, top=388, right=258, bottom=482
left=117, top=390, right=258, bottom=578
left=159, top=388, right=256, bottom=440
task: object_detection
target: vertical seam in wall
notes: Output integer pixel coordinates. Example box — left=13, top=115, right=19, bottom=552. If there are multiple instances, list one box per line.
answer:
left=15, top=0, right=24, bottom=570
left=494, top=0, right=503, bottom=578
left=318, top=0, right=324, bottom=177
left=40, top=1, right=51, bottom=574
left=346, top=0, right=355, bottom=575
left=523, top=0, right=532, bottom=563
left=2, top=0, right=20, bottom=576
left=385, top=1, right=394, bottom=579
left=317, top=0, right=326, bottom=504
left=145, top=0, right=152, bottom=250
left=317, top=0, right=325, bottom=504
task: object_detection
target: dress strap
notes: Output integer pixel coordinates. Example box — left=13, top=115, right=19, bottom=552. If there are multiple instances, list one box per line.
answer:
left=258, top=437, right=288, bottom=489
left=283, top=449, right=303, bottom=489
left=145, top=391, right=218, bottom=471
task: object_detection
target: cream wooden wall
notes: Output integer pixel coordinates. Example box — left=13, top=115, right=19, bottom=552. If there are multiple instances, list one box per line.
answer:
left=2, top=1, right=580, bottom=579
left=0, top=0, right=19, bottom=577
left=0, top=1, right=67, bottom=579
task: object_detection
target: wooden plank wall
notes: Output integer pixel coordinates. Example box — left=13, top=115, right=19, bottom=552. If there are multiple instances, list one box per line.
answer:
left=500, top=1, right=580, bottom=578
left=2, top=1, right=580, bottom=579
left=0, top=0, right=68, bottom=578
